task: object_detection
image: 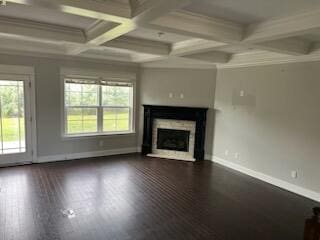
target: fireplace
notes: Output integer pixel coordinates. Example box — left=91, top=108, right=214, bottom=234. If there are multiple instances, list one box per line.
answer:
left=157, top=128, right=190, bottom=152
left=142, top=105, right=208, bottom=161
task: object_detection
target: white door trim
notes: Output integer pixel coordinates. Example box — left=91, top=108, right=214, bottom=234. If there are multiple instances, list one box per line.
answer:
left=0, top=64, right=37, bottom=165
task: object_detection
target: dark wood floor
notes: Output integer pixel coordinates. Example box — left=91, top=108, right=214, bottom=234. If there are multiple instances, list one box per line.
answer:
left=0, top=154, right=317, bottom=240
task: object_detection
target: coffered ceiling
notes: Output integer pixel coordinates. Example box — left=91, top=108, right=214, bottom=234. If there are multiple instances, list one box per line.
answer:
left=1, top=0, right=320, bottom=68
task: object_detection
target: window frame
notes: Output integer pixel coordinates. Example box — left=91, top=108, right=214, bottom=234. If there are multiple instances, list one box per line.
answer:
left=62, top=75, right=135, bottom=138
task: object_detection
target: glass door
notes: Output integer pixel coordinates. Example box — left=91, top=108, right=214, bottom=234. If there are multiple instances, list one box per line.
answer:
left=0, top=75, right=33, bottom=165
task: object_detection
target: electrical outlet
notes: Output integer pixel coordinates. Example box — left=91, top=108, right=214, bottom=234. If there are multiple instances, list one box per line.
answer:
left=169, top=93, right=173, bottom=98
left=240, top=90, right=245, bottom=97
left=224, top=150, right=229, bottom=156
left=234, top=152, right=240, bottom=159
left=291, top=170, right=298, bottom=179
left=180, top=93, right=184, bottom=99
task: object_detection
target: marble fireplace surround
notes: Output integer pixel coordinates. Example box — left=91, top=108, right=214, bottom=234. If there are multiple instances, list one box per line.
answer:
left=142, top=105, right=208, bottom=161
left=148, top=119, right=196, bottom=161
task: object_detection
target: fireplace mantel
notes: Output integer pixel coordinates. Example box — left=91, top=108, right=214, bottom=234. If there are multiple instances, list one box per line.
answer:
left=142, top=105, right=208, bottom=161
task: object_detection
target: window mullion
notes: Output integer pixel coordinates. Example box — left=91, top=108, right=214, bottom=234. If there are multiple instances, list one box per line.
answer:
left=129, top=86, right=133, bottom=132
left=98, top=85, right=103, bottom=132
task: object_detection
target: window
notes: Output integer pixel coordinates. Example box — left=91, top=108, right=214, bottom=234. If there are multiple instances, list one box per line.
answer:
left=64, top=77, right=134, bottom=136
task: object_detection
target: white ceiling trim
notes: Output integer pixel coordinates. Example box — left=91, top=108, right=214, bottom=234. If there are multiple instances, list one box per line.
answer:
left=183, top=51, right=230, bottom=63
left=171, top=39, right=227, bottom=56
left=67, top=0, right=195, bottom=55
left=1, top=0, right=320, bottom=68
left=217, top=50, right=320, bottom=69
left=143, top=10, right=312, bottom=57
left=146, top=10, right=244, bottom=43
left=245, top=8, right=320, bottom=43
left=0, top=48, right=139, bottom=68
left=0, top=16, right=86, bottom=43
left=60, top=67, right=137, bottom=80
left=255, top=38, right=311, bottom=56
left=105, top=36, right=170, bottom=55
left=6, top=0, right=132, bottom=23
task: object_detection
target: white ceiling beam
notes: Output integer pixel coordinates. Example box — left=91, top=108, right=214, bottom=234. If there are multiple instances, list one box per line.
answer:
left=105, top=36, right=170, bottom=55
left=0, top=34, right=66, bottom=55
left=6, top=0, right=132, bottom=23
left=245, top=9, right=320, bottom=43
left=3, top=0, right=318, bottom=64
left=183, top=51, right=230, bottom=63
left=4, top=0, right=135, bottom=55
left=170, top=37, right=308, bottom=58
left=85, top=22, right=137, bottom=46
left=255, top=38, right=312, bottom=56
left=146, top=10, right=244, bottom=43
left=0, top=16, right=86, bottom=43
left=57, top=0, right=131, bottom=21
left=85, top=20, right=120, bottom=42
left=218, top=49, right=320, bottom=69
left=132, top=54, right=167, bottom=63
left=68, top=22, right=138, bottom=55
left=73, top=0, right=194, bottom=54
left=171, top=39, right=227, bottom=56
left=145, top=10, right=314, bottom=56
left=88, top=0, right=194, bottom=44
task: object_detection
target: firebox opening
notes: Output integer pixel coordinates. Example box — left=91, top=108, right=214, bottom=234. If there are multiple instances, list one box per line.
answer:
left=157, top=128, right=190, bottom=152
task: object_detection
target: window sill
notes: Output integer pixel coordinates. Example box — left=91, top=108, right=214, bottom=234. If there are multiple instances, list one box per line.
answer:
left=62, top=131, right=136, bottom=140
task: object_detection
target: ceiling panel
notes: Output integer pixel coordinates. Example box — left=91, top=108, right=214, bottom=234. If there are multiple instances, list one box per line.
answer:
left=0, top=3, right=96, bottom=29
left=184, top=0, right=320, bottom=24
left=299, top=31, right=320, bottom=43
left=126, top=27, right=192, bottom=43
left=80, top=47, right=134, bottom=61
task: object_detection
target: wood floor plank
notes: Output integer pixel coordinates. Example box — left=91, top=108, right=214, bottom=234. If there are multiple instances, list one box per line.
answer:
left=0, top=154, right=317, bottom=240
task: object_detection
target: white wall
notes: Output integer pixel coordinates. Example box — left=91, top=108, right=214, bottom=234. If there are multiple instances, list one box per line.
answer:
left=214, top=62, right=320, bottom=194
left=138, top=67, right=217, bottom=155
left=4, top=52, right=320, bottom=200
left=0, top=54, right=140, bottom=158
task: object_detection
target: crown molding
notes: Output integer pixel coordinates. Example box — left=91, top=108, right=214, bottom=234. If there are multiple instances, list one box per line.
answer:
left=217, top=50, right=320, bottom=69
left=0, top=49, right=139, bottom=69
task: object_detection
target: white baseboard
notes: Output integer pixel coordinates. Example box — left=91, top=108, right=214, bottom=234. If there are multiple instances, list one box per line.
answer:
left=136, top=146, right=142, bottom=153
left=211, top=156, right=320, bottom=203
left=36, top=147, right=139, bottom=163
